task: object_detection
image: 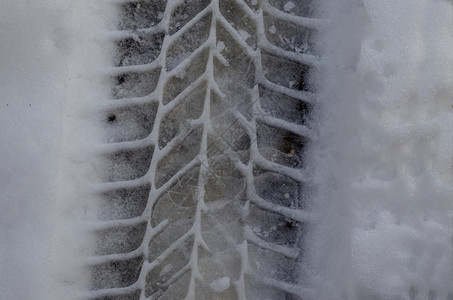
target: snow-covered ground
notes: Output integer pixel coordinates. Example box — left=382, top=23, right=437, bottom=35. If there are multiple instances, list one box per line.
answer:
left=0, top=1, right=112, bottom=299
left=0, top=0, right=452, bottom=299
left=0, top=2, right=69, bottom=298
left=307, top=0, right=453, bottom=299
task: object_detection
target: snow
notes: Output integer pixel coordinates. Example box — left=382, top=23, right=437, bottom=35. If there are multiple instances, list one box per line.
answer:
left=0, top=2, right=69, bottom=298
left=0, top=1, right=112, bottom=299
left=307, top=0, right=453, bottom=298
left=283, top=2, right=295, bottom=12
left=268, top=25, right=277, bottom=34
left=1, top=0, right=452, bottom=299
left=209, top=276, right=231, bottom=292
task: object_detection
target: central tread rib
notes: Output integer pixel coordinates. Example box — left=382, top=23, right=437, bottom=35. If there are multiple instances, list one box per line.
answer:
left=88, top=1, right=318, bottom=299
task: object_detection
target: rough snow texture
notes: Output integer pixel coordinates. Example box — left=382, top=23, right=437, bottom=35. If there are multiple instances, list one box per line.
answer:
left=87, top=0, right=317, bottom=299
left=306, top=0, right=453, bottom=299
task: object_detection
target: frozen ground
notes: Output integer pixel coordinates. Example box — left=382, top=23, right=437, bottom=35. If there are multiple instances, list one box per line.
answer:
left=0, top=0, right=452, bottom=299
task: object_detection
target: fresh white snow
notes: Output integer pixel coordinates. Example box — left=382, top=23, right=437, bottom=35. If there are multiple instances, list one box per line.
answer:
left=0, top=1, right=112, bottom=299
left=0, top=2, right=70, bottom=298
left=307, top=0, right=453, bottom=298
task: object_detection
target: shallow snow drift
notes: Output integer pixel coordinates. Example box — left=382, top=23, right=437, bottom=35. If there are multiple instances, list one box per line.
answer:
left=0, top=1, right=112, bottom=299
left=307, top=0, right=453, bottom=299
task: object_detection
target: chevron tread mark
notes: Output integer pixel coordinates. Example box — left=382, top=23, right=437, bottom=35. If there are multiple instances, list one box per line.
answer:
left=87, top=1, right=319, bottom=299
